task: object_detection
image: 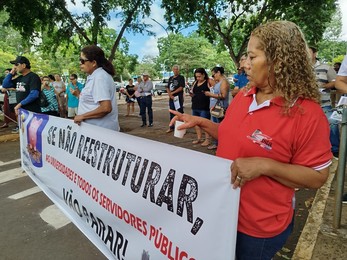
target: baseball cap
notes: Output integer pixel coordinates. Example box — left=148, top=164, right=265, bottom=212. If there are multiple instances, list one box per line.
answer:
left=10, top=56, right=30, bottom=67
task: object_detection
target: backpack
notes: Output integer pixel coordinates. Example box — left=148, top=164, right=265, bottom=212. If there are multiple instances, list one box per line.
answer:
left=40, top=91, right=49, bottom=107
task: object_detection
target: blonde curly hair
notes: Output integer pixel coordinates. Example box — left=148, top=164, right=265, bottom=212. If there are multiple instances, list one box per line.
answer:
left=250, top=20, right=320, bottom=113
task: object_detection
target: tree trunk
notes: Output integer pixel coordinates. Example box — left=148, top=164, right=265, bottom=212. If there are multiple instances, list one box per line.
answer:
left=108, top=0, right=143, bottom=62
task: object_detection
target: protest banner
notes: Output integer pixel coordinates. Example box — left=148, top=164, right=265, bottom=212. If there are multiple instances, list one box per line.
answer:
left=19, top=109, right=240, bottom=259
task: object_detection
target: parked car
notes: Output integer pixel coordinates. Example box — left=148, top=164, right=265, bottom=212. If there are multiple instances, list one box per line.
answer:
left=154, top=79, right=169, bottom=95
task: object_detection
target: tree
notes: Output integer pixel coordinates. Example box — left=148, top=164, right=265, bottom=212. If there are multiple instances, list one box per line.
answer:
left=317, top=6, right=346, bottom=63
left=134, top=55, right=159, bottom=79
left=156, top=33, right=235, bottom=79
left=0, top=11, right=28, bottom=55
left=161, top=0, right=337, bottom=66
left=0, top=0, right=155, bottom=61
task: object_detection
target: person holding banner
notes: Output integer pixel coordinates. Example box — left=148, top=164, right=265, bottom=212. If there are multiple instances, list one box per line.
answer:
left=74, top=45, right=119, bottom=131
left=170, top=20, right=332, bottom=259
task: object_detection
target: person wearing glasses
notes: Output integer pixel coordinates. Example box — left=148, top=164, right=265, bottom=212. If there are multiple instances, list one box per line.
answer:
left=66, top=74, right=83, bottom=119
left=74, top=45, right=119, bottom=131
left=2, top=56, right=41, bottom=119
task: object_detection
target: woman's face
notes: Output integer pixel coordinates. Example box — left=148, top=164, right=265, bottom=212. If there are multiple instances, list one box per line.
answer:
left=244, top=36, right=274, bottom=89
left=80, top=52, right=96, bottom=75
left=195, top=72, right=205, bottom=82
left=212, top=70, right=221, bottom=81
left=54, top=74, right=61, bottom=81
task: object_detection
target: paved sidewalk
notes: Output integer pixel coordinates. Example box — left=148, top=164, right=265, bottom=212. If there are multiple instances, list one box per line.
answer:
left=0, top=122, right=19, bottom=142
left=293, top=160, right=347, bottom=259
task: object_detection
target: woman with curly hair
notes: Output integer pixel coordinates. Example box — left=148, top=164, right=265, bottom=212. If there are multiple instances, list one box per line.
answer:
left=169, top=20, right=331, bottom=259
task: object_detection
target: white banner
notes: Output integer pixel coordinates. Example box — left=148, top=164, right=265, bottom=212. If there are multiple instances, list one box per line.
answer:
left=19, top=109, right=239, bottom=260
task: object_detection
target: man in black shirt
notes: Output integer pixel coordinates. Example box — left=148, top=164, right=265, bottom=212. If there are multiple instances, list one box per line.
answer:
left=166, top=65, right=185, bottom=133
left=3, top=56, right=41, bottom=115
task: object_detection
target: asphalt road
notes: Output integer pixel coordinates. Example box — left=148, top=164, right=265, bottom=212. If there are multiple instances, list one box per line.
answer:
left=0, top=93, right=317, bottom=259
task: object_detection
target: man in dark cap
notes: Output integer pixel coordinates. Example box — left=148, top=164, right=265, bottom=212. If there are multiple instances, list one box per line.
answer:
left=2, top=56, right=41, bottom=119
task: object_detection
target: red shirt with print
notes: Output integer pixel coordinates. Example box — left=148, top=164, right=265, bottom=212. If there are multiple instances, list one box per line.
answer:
left=217, top=87, right=332, bottom=237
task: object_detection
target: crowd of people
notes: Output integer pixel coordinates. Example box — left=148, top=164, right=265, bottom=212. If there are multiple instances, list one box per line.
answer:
left=1, top=19, right=347, bottom=259
left=0, top=58, right=87, bottom=132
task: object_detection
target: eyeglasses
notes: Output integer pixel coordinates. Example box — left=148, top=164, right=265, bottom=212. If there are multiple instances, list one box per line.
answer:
left=79, top=58, right=90, bottom=64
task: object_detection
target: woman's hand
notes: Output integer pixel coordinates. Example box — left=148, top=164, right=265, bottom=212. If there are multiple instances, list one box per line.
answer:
left=231, top=157, right=266, bottom=189
left=204, top=91, right=212, bottom=97
left=169, top=109, right=201, bottom=130
left=74, top=115, right=84, bottom=125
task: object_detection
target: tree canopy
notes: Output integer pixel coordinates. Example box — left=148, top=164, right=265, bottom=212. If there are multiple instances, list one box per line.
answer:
left=0, top=0, right=154, bottom=61
left=161, top=0, right=337, bottom=66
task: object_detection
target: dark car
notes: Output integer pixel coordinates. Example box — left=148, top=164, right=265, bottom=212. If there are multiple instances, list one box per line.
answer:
left=154, top=79, right=169, bottom=95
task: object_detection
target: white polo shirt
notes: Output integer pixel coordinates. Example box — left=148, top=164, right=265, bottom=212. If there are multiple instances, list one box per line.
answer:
left=78, top=67, right=119, bottom=131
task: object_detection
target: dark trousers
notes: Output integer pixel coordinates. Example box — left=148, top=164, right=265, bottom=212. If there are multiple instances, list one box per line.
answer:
left=169, top=98, right=184, bottom=129
left=42, top=111, right=59, bottom=117
left=140, top=96, right=153, bottom=124
left=136, top=97, right=142, bottom=114
left=2, top=93, right=17, bottom=124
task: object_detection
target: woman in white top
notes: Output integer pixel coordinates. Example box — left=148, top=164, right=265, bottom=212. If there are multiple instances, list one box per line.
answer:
left=74, top=45, right=119, bottom=131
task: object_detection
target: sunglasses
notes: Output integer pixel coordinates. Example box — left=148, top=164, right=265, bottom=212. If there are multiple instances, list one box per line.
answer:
left=70, top=78, right=76, bottom=80
left=79, top=58, right=90, bottom=64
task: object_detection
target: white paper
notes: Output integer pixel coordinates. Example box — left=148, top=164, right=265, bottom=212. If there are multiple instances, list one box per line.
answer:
left=337, top=96, right=347, bottom=107
left=331, top=110, right=342, bottom=122
left=174, top=96, right=181, bottom=110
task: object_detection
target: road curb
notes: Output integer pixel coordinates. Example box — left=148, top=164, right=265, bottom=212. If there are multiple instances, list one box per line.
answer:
left=292, top=164, right=336, bottom=259
left=0, top=133, right=19, bottom=142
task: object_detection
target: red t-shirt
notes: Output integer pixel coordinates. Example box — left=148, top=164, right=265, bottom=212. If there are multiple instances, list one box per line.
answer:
left=217, top=87, right=332, bottom=238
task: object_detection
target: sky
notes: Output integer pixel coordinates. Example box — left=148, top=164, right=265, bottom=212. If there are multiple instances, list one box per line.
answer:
left=68, top=0, right=347, bottom=59
left=338, top=0, right=347, bottom=41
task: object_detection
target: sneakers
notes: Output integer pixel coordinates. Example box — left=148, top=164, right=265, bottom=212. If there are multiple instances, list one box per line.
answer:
left=11, top=127, right=19, bottom=133
left=148, top=123, right=153, bottom=127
